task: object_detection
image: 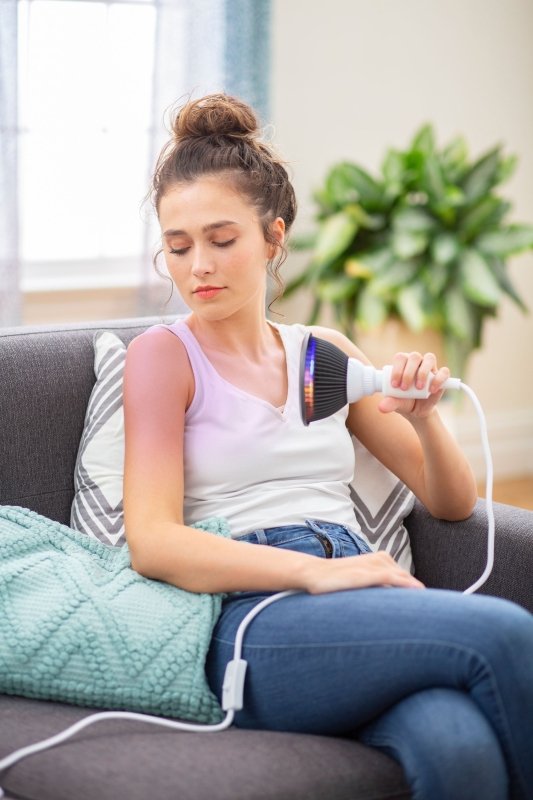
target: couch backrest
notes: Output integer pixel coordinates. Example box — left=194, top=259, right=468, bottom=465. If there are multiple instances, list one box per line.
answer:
left=0, top=316, right=175, bottom=526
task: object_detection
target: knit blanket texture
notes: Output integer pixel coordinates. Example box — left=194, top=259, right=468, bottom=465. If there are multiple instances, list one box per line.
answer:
left=0, top=505, right=230, bottom=723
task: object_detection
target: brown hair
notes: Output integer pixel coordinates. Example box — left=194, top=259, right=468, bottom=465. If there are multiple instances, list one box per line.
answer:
left=149, top=93, right=297, bottom=301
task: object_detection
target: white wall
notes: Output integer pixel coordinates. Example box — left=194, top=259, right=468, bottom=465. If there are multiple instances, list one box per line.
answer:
left=271, top=0, right=533, bottom=478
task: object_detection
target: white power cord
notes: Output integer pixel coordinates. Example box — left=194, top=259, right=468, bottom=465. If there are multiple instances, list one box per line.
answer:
left=0, top=381, right=495, bottom=793
left=459, top=382, right=495, bottom=595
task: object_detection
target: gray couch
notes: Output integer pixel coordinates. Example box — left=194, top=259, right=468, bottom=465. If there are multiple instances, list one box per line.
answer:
left=1, top=316, right=532, bottom=800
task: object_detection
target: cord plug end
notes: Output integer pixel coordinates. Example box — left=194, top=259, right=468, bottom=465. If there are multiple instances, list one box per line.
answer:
left=222, top=659, right=248, bottom=711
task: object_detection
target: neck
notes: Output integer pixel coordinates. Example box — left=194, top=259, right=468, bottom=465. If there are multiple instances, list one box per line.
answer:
left=187, top=311, right=278, bottom=360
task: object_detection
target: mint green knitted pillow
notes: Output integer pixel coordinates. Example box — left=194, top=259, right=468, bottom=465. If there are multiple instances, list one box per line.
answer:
left=0, top=505, right=230, bottom=723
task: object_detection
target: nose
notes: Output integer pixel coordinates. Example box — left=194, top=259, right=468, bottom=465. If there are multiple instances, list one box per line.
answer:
left=191, top=245, right=215, bottom=277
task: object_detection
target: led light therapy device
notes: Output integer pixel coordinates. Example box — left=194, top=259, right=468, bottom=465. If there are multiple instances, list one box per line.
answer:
left=300, top=331, right=462, bottom=425
left=0, top=334, right=496, bottom=794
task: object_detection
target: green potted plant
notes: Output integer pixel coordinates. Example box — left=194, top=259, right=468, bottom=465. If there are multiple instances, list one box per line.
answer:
left=285, top=125, right=533, bottom=376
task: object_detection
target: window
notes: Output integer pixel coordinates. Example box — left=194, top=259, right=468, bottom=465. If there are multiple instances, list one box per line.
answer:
left=18, top=0, right=157, bottom=290
left=1, top=0, right=270, bottom=316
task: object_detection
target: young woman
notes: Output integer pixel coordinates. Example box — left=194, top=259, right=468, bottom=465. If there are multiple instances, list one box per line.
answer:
left=123, top=93, right=533, bottom=800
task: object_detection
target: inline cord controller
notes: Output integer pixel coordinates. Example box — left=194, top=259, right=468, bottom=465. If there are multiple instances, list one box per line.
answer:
left=0, top=357, right=495, bottom=794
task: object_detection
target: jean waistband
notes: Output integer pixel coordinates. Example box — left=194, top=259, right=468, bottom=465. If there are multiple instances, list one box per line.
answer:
left=236, top=519, right=372, bottom=554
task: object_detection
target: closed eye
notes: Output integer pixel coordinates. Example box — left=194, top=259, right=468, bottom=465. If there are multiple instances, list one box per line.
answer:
left=169, top=239, right=235, bottom=256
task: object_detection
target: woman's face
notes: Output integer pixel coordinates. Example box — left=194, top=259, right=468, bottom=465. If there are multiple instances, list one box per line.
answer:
left=158, top=175, right=284, bottom=321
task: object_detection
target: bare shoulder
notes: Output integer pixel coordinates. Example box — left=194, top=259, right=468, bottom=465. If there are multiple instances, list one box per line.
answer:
left=127, top=324, right=186, bottom=359
left=308, top=325, right=371, bottom=365
left=124, top=325, right=194, bottom=409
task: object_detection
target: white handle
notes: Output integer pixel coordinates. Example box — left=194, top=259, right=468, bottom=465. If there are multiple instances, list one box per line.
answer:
left=380, top=366, right=462, bottom=399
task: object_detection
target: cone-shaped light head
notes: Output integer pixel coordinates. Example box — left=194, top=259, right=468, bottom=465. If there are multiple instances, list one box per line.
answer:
left=299, top=332, right=350, bottom=425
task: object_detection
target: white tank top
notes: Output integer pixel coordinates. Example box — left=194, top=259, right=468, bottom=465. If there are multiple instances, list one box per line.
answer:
left=151, top=318, right=360, bottom=538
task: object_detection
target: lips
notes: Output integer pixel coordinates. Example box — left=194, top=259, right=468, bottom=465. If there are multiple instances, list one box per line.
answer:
left=193, top=286, right=224, bottom=299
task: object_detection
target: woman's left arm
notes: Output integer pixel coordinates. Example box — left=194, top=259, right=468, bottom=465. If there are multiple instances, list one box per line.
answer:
left=310, top=326, right=478, bottom=521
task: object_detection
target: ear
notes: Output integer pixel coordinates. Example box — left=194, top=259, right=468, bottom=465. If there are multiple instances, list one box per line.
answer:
left=267, top=217, right=286, bottom=259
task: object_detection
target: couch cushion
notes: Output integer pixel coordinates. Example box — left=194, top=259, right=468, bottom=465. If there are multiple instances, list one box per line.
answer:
left=0, top=695, right=410, bottom=800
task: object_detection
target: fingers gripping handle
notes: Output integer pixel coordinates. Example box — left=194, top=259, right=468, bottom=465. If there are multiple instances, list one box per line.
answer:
left=346, top=359, right=462, bottom=403
left=378, top=366, right=462, bottom=399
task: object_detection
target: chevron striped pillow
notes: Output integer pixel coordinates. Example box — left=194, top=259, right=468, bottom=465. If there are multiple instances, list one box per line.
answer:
left=70, top=331, right=126, bottom=546
left=349, top=438, right=415, bottom=574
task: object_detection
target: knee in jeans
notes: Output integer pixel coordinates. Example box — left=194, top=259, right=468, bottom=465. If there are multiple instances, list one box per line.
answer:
left=469, top=596, right=533, bottom=665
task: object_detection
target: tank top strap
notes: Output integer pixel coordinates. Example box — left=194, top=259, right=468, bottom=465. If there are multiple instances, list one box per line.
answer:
left=151, top=319, right=222, bottom=414
left=162, top=319, right=217, bottom=373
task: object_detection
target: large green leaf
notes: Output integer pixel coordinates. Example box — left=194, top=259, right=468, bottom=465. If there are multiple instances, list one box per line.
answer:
left=371, top=260, right=419, bottom=294
left=344, top=257, right=374, bottom=279
left=461, top=147, right=502, bottom=203
left=422, top=153, right=446, bottom=202
left=392, top=230, right=428, bottom=259
left=315, top=276, right=357, bottom=303
left=311, top=211, right=358, bottom=267
left=396, top=283, right=427, bottom=332
left=410, top=124, right=436, bottom=156
left=431, top=233, right=460, bottom=266
left=495, top=154, right=518, bottom=186
left=333, top=164, right=384, bottom=211
left=312, top=186, right=336, bottom=215
left=440, top=135, right=469, bottom=183
left=381, top=148, right=405, bottom=188
left=476, top=225, right=533, bottom=257
left=345, top=203, right=385, bottom=231
left=460, top=196, right=511, bottom=240
left=430, top=186, right=465, bottom=226
left=442, top=285, right=476, bottom=343
left=325, top=163, right=361, bottom=208
left=355, top=284, right=388, bottom=329
left=458, top=249, right=500, bottom=307
left=307, top=297, right=323, bottom=326
left=444, top=335, right=473, bottom=380
left=392, top=206, right=436, bottom=233
left=488, top=257, right=529, bottom=312
left=422, top=261, right=451, bottom=296
left=353, top=247, right=394, bottom=273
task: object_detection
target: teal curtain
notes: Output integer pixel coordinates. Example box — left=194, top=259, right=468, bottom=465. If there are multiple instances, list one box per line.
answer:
left=223, top=0, right=271, bottom=123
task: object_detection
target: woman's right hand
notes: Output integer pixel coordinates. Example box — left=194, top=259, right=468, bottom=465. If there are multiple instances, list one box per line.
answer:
left=301, top=551, right=425, bottom=594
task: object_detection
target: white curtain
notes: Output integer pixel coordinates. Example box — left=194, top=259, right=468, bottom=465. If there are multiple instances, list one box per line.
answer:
left=0, top=0, right=21, bottom=327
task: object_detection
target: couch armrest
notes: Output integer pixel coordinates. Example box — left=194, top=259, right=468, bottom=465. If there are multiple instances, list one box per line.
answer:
left=406, top=498, right=533, bottom=613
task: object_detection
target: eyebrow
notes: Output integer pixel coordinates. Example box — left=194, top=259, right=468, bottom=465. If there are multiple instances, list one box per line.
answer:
left=163, top=220, right=239, bottom=237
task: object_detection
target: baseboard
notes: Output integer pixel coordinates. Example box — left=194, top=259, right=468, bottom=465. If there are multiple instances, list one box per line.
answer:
left=443, top=405, right=533, bottom=481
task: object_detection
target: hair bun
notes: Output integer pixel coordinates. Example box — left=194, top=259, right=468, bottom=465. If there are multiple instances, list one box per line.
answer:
left=172, top=93, right=260, bottom=142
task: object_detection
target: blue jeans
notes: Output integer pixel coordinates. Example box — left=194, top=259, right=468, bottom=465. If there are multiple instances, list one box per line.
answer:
left=205, top=520, right=533, bottom=800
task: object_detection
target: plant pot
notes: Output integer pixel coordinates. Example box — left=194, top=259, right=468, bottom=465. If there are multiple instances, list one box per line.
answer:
left=355, top=319, right=446, bottom=369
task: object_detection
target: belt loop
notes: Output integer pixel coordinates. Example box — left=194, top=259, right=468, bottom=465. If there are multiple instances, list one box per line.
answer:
left=304, top=519, right=324, bottom=535
left=343, top=525, right=373, bottom=553
left=254, top=528, right=268, bottom=545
